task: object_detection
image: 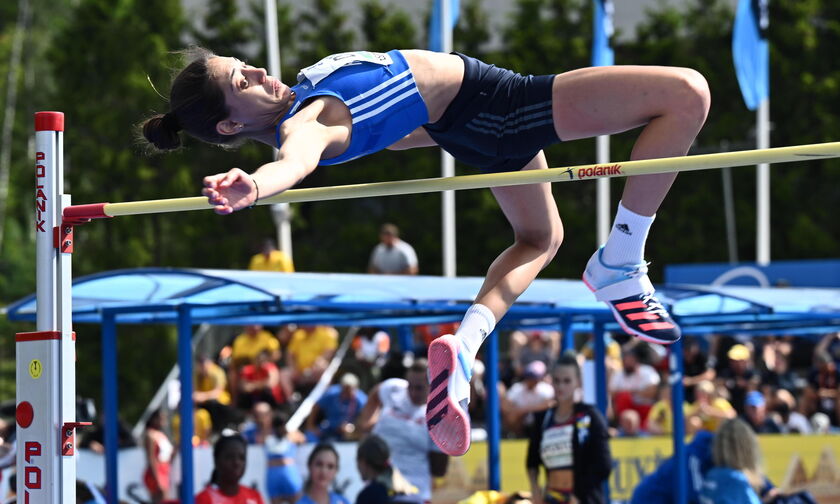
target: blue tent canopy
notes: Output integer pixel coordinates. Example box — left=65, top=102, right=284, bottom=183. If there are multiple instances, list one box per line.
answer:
left=8, top=267, right=840, bottom=331
left=7, top=268, right=840, bottom=503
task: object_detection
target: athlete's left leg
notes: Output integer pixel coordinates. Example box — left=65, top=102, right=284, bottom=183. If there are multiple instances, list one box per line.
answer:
left=427, top=151, right=562, bottom=456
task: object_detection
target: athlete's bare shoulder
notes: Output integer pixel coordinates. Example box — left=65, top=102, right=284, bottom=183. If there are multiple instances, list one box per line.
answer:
left=278, top=96, right=352, bottom=158
left=399, top=50, right=465, bottom=123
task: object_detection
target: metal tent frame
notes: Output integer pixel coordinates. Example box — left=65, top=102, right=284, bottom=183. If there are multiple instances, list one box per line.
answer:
left=8, top=267, right=840, bottom=503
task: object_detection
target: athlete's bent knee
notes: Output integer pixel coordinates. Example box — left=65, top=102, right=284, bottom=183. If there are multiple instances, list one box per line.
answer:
left=515, top=224, right=563, bottom=267
left=672, top=68, right=711, bottom=129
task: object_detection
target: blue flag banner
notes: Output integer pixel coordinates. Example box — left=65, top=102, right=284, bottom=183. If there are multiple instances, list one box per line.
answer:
left=732, top=0, right=769, bottom=110
left=428, top=0, right=460, bottom=52
left=592, top=0, right=614, bottom=67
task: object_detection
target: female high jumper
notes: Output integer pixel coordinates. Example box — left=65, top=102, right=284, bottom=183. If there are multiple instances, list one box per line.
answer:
left=142, top=47, right=710, bottom=456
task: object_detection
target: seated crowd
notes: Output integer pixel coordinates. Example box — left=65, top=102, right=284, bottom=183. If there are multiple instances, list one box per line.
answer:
left=44, top=327, right=838, bottom=504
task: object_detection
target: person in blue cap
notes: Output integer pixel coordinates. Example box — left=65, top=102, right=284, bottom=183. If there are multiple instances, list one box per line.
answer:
left=741, top=391, right=782, bottom=433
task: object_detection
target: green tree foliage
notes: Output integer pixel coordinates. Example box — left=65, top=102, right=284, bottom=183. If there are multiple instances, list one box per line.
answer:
left=296, top=0, right=356, bottom=64
left=191, top=0, right=253, bottom=57
left=455, top=0, right=492, bottom=58
left=361, top=0, right=418, bottom=51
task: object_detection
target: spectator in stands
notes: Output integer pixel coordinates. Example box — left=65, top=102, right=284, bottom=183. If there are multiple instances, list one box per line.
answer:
left=287, top=325, right=339, bottom=393
left=196, top=430, right=265, bottom=504
left=228, top=324, right=282, bottom=406
left=367, top=223, right=418, bottom=275
left=816, top=332, right=840, bottom=366
left=609, top=344, right=660, bottom=429
left=355, top=434, right=422, bottom=504
left=296, top=443, right=350, bottom=504
left=239, top=349, right=285, bottom=410
left=646, top=382, right=691, bottom=436
left=352, top=328, right=390, bottom=368
left=770, top=389, right=812, bottom=434
left=510, top=330, right=558, bottom=377
left=194, top=354, right=239, bottom=433
left=242, top=401, right=274, bottom=445
left=347, top=327, right=391, bottom=390
left=249, top=238, right=295, bottom=272
left=579, top=332, right=624, bottom=378
left=231, top=324, right=282, bottom=368
left=172, top=407, right=213, bottom=447
left=686, top=379, right=735, bottom=433
left=305, top=373, right=367, bottom=442
left=716, top=344, right=760, bottom=415
left=143, top=409, right=174, bottom=504
left=760, top=350, right=798, bottom=396
left=683, top=337, right=715, bottom=403
left=357, top=358, right=448, bottom=502
left=802, top=351, right=839, bottom=426
left=527, top=353, right=612, bottom=504
left=266, top=411, right=304, bottom=504
left=741, top=391, right=781, bottom=434
left=502, top=360, right=555, bottom=436
left=616, top=409, right=645, bottom=437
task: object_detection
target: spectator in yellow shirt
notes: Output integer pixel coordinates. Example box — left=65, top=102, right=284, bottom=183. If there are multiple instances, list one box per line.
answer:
left=230, top=324, right=281, bottom=368
left=647, top=382, right=692, bottom=435
left=248, top=238, right=294, bottom=272
left=687, top=379, right=736, bottom=432
left=194, top=354, right=240, bottom=432
left=287, top=325, right=339, bottom=392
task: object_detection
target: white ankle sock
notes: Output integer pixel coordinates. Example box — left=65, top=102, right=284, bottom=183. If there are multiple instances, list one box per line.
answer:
left=601, top=201, right=655, bottom=266
left=455, top=304, right=496, bottom=364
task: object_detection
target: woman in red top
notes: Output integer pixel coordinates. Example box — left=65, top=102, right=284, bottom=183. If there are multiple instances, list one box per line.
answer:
left=144, top=409, right=174, bottom=503
left=196, top=429, right=265, bottom=504
left=239, top=350, right=284, bottom=409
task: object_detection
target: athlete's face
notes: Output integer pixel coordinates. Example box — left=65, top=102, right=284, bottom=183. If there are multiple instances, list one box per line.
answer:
left=209, top=56, right=295, bottom=135
left=406, top=370, right=430, bottom=406
left=308, top=449, right=339, bottom=490
left=215, top=441, right=247, bottom=486
left=552, top=365, right=579, bottom=405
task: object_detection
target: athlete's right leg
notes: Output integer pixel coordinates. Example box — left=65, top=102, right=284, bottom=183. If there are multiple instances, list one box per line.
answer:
left=550, top=65, right=710, bottom=344
left=427, top=152, right=563, bottom=456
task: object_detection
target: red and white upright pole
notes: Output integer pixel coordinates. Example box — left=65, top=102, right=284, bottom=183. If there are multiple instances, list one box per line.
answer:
left=16, top=111, right=82, bottom=503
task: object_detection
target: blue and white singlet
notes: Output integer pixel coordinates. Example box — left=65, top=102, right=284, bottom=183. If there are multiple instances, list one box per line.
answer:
left=274, top=50, right=429, bottom=165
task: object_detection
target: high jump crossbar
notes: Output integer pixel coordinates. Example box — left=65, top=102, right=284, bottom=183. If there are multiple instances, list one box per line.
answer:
left=64, top=141, right=840, bottom=221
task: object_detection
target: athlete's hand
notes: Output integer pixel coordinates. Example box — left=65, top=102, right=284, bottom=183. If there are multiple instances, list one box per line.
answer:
left=202, top=168, right=256, bottom=214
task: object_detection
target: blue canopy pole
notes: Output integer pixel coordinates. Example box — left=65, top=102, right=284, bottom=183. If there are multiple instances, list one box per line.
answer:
left=485, top=328, right=501, bottom=490
left=101, top=310, right=119, bottom=504
left=398, top=325, right=414, bottom=353
left=671, top=338, right=687, bottom=504
left=177, top=305, right=195, bottom=503
left=561, top=316, right=574, bottom=353
left=592, top=321, right=610, bottom=502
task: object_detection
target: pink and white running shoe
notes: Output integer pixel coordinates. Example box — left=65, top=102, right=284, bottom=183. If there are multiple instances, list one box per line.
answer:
left=426, top=334, right=473, bottom=456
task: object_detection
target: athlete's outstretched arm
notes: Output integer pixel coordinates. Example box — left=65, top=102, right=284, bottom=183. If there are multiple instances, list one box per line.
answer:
left=202, top=121, right=335, bottom=214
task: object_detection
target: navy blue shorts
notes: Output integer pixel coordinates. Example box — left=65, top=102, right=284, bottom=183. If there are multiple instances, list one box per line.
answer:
left=423, top=53, right=560, bottom=173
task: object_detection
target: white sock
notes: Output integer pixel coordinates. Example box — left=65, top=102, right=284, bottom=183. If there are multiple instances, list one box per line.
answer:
left=601, top=201, right=655, bottom=266
left=455, top=304, right=496, bottom=365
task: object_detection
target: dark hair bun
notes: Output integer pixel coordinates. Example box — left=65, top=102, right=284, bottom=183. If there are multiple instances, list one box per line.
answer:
left=142, top=113, right=182, bottom=151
